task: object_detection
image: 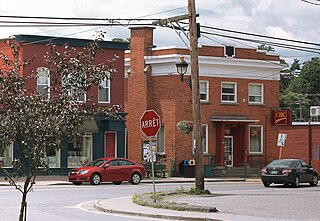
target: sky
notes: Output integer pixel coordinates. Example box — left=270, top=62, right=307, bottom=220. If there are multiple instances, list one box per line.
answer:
left=0, top=0, right=319, bottom=64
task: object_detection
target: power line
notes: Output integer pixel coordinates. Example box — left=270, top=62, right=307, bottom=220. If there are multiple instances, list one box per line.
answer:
left=193, top=23, right=320, bottom=47
left=0, top=15, right=160, bottom=21
left=300, top=0, right=320, bottom=6
left=200, top=30, right=320, bottom=54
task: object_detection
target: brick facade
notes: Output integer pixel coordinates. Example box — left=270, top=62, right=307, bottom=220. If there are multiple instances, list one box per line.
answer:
left=125, top=27, right=289, bottom=175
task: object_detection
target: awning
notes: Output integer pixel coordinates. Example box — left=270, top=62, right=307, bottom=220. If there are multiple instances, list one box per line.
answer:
left=78, top=119, right=99, bottom=133
left=211, top=115, right=259, bottom=123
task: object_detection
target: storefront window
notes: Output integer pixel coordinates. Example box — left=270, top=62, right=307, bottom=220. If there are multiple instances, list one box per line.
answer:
left=249, top=126, right=263, bottom=153
left=0, top=143, right=13, bottom=167
left=67, top=133, right=92, bottom=167
left=43, top=149, right=60, bottom=168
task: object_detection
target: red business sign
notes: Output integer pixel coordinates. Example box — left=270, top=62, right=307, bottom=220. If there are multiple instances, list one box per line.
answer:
left=272, top=109, right=291, bottom=126
left=140, top=110, right=161, bottom=137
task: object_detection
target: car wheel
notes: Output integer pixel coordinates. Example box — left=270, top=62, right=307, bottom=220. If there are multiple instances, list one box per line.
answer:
left=73, top=182, right=82, bottom=185
left=130, top=172, right=141, bottom=185
left=113, top=181, right=122, bottom=185
left=90, top=173, right=101, bottom=185
left=292, top=176, right=299, bottom=188
left=263, top=182, right=270, bottom=187
left=310, top=175, right=318, bottom=186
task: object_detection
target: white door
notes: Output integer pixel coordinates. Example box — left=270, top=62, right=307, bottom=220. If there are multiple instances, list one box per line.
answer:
left=224, top=136, right=233, bottom=167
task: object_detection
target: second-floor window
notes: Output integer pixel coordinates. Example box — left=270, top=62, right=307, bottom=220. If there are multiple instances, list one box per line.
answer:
left=98, top=78, right=110, bottom=103
left=63, top=74, right=86, bottom=102
left=221, top=82, right=237, bottom=102
left=36, top=67, right=50, bottom=98
left=200, top=81, right=209, bottom=102
left=249, top=83, right=263, bottom=104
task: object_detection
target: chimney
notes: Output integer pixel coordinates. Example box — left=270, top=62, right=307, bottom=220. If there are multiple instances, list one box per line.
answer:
left=126, top=27, right=155, bottom=161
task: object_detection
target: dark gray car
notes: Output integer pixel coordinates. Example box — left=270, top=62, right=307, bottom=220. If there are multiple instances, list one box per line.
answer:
left=261, top=159, right=318, bottom=187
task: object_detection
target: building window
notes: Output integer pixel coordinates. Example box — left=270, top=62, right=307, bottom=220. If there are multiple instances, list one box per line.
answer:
left=192, top=124, right=208, bottom=154
left=249, top=83, right=263, bottom=104
left=0, top=143, right=13, bottom=168
left=36, top=67, right=50, bottom=98
left=67, top=133, right=92, bottom=167
left=225, top=46, right=235, bottom=57
left=98, top=78, right=110, bottom=103
left=157, top=125, right=165, bottom=154
left=200, top=81, right=209, bottom=102
left=63, top=73, right=86, bottom=102
left=43, top=149, right=60, bottom=168
left=249, top=125, right=263, bottom=153
left=221, top=82, right=237, bottom=102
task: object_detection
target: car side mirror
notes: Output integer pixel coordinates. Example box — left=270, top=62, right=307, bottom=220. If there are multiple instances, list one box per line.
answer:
left=103, top=164, right=110, bottom=169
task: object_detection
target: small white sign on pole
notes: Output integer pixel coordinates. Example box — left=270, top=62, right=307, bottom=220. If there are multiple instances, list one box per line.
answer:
left=277, top=133, right=287, bottom=147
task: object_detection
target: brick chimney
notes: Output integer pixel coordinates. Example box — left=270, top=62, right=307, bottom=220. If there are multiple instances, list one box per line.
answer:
left=126, top=27, right=155, bottom=161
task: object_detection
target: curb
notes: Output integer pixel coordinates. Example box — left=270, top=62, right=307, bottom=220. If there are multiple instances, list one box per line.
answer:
left=94, top=199, right=223, bottom=221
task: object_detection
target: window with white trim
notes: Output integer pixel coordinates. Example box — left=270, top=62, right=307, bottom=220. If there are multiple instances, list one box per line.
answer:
left=36, top=67, right=50, bottom=98
left=156, top=125, right=165, bottom=154
left=98, top=78, right=110, bottom=103
left=192, top=124, right=208, bottom=154
left=0, top=143, right=13, bottom=168
left=43, top=149, right=61, bottom=168
left=249, top=125, right=263, bottom=153
left=199, top=81, right=209, bottom=102
left=249, top=83, right=263, bottom=104
left=221, top=82, right=237, bottom=102
left=62, top=74, right=87, bottom=102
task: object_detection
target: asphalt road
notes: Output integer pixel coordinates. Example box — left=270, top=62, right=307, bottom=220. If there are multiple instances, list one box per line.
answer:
left=0, top=181, right=319, bottom=221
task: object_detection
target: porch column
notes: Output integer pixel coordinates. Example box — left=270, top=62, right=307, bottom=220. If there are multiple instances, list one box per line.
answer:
left=243, top=124, right=249, bottom=167
left=215, top=122, right=225, bottom=166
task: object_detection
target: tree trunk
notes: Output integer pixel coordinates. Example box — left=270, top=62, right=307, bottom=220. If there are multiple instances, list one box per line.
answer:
left=19, top=193, right=27, bottom=221
left=19, top=177, right=31, bottom=221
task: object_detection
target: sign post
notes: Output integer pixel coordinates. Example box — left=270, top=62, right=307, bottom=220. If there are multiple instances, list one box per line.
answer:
left=277, top=133, right=287, bottom=159
left=140, top=110, right=161, bottom=203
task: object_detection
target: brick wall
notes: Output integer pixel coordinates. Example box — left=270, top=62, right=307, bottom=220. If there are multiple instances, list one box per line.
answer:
left=126, top=27, right=283, bottom=172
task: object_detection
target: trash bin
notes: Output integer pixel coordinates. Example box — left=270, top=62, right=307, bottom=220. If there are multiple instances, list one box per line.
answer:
left=204, top=165, right=212, bottom=177
left=179, top=160, right=195, bottom=178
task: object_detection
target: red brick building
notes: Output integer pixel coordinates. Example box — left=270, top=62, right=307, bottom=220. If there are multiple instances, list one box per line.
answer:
left=0, top=35, right=128, bottom=174
left=125, top=27, right=286, bottom=176
left=280, top=122, right=320, bottom=173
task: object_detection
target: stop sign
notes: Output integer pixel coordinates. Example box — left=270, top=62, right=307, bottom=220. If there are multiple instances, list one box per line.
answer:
left=140, top=110, right=161, bottom=137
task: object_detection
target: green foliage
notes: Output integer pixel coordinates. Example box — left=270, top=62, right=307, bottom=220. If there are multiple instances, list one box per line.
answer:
left=258, top=44, right=275, bottom=52
left=176, top=120, right=193, bottom=134
left=188, top=187, right=211, bottom=195
left=281, top=57, right=320, bottom=120
left=112, top=37, right=130, bottom=43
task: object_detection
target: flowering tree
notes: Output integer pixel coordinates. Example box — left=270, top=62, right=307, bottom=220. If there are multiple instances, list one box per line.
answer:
left=0, top=34, right=121, bottom=221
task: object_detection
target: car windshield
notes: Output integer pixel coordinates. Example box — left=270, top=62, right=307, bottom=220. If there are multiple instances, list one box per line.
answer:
left=86, top=159, right=107, bottom=167
left=268, top=160, right=293, bottom=167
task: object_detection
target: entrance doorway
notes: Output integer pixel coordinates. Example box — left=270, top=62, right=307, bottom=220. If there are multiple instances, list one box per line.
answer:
left=224, top=136, right=233, bottom=167
left=105, top=132, right=117, bottom=157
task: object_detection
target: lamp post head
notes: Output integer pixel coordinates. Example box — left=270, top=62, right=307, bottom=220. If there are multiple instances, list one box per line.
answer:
left=175, top=55, right=189, bottom=81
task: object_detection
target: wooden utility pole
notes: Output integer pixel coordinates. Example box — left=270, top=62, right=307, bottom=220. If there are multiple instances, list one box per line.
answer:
left=188, top=0, right=204, bottom=190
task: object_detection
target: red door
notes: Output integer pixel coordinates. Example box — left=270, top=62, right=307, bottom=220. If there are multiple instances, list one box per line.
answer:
left=105, top=132, right=116, bottom=157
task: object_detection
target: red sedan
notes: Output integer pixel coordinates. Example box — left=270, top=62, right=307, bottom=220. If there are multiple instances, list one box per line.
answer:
left=68, top=158, right=146, bottom=185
